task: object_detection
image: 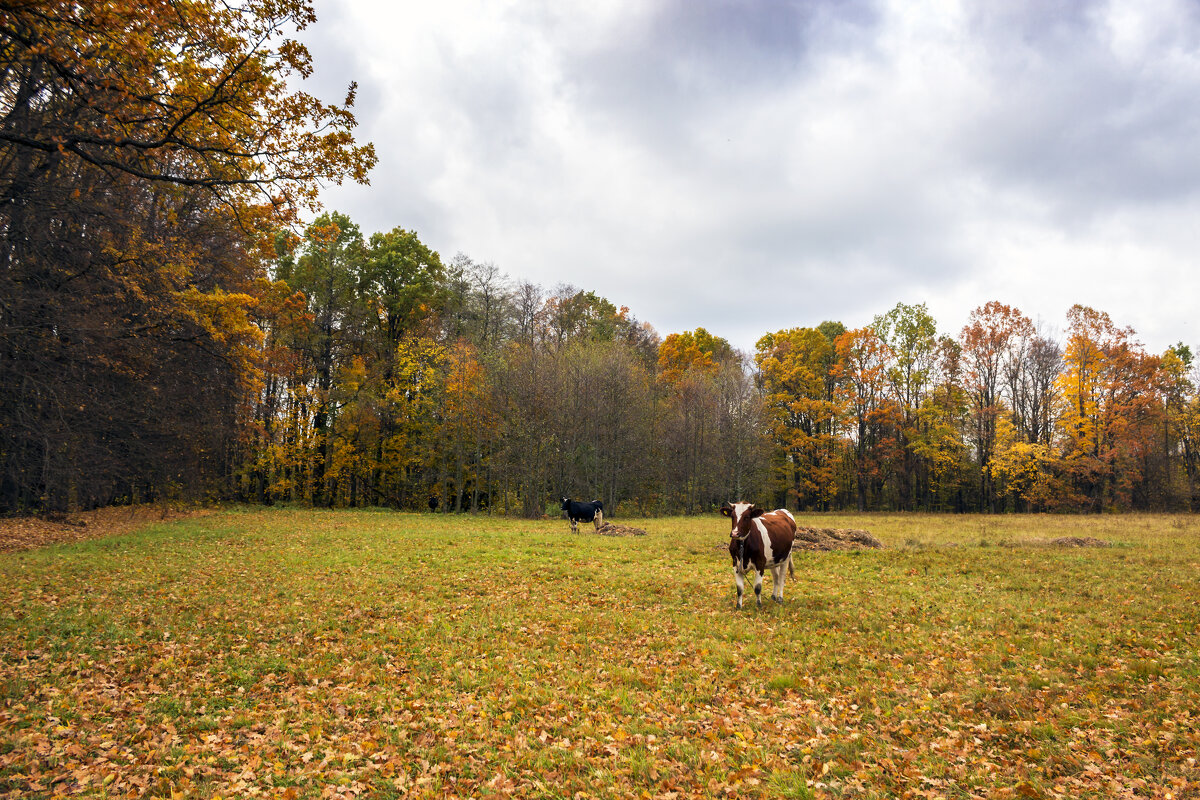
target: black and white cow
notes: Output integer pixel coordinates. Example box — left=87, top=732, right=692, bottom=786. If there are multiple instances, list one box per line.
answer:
left=720, top=501, right=797, bottom=609
left=561, top=497, right=604, bottom=533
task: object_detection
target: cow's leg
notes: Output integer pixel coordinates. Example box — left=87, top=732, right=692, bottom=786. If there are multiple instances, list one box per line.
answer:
left=733, top=567, right=745, bottom=609
left=773, top=563, right=787, bottom=603
left=754, top=570, right=764, bottom=608
left=570, top=517, right=578, bottom=533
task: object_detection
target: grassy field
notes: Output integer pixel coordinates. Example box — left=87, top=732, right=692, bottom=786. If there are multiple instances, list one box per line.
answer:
left=1, top=509, right=1198, bottom=799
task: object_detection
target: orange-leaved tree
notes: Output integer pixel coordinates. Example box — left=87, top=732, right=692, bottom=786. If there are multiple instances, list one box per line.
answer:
left=657, top=328, right=734, bottom=388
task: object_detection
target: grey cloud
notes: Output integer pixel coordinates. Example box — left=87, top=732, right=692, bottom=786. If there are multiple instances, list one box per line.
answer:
left=300, top=4, right=385, bottom=123
left=553, top=1, right=878, bottom=157
left=303, top=0, right=1200, bottom=354
left=961, top=2, right=1200, bottom=218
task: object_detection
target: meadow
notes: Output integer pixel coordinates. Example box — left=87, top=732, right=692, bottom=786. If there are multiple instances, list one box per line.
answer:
left=1, top=509, right=1197, bottom=799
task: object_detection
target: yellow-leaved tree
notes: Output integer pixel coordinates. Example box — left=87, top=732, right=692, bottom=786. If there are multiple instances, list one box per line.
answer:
left=989, top=415, right=1059, bottom=511
left=756, top=327, right=844, bottom=510
left=1056, top=305, right=1163, bottom=510
left=380, top=336, right=448, bottom=508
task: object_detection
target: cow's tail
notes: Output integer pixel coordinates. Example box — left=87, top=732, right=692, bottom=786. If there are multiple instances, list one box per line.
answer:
left=787, top=552, right=794, bottom=577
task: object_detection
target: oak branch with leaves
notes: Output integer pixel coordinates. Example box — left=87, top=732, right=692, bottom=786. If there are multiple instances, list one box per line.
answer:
left=0, top=0, right=375, bottom=218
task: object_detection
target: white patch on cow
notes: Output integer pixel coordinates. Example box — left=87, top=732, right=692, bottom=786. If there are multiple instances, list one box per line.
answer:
left=754, top=517, right=775, bottom=565
left=772, top=562, right=787, bottom=602
left=727, top=502, right=754, bottom=535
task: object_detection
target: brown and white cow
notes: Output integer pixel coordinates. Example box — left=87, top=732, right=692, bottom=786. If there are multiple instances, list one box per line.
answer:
left=720, top=502, right=797, bottom=609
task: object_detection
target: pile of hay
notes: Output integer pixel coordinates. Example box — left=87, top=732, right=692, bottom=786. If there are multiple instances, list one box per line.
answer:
left=593, top=522, right=647, bottom=537
left=793, top=526, right=884, bottom=552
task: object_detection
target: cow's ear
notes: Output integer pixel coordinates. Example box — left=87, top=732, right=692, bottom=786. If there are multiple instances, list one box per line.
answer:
left=746, top=505, right=765, bottom=519
left=719, top=503, right=733, bottom=518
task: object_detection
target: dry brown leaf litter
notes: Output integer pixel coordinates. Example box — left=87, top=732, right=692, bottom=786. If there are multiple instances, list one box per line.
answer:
left=0, top=505, right=214, bottom=553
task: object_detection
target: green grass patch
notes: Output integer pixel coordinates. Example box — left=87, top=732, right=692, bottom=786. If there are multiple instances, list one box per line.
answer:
left=1, top=509, right=1198, bottom=797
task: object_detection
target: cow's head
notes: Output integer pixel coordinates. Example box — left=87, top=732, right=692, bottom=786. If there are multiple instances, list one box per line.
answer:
left=719, top=501, right=764, bottom=539
left=561, top=497, right=571, bottom=511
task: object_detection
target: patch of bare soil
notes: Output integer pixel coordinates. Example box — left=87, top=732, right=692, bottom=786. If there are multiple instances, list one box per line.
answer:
left=592, top=522, right=647, bottom=537
left=0, top=505, right=214, bottom=553
left=1001, top=536, right=1111, bottom=548
left=793, top=526, right=884, bottom=552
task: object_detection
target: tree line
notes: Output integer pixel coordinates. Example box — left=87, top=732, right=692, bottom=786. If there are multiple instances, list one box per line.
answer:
left=238, top=211, right=766, bottom=517
left=229, top=216, right=1200, bottom=516
left=4, top=2, right=1198, bottom=516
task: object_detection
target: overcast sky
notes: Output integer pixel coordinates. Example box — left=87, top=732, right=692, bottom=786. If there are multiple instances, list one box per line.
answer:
left=303, top=0, right=1200, bottom=355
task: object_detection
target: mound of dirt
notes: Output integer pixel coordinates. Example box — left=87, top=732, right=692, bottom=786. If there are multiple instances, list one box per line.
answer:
left=592, top=522, right=648, bottom=537
left=1052, top=536, right=1111, bottom=547
left=0, top=505, right=213, bottom=553
left=793, top=526, right=884, bottom=552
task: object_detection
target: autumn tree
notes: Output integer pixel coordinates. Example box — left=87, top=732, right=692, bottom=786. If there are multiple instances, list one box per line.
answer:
left=989, top=415, right=1058, bottom=511
left=437, top=340, right=498, bottom=512
left=250, top=216, right=448, bottom=509
left=833, top=327, right=897, bottom=510
left=657, top=329, right=737, bottom=512
left=242, top=275, right=312, bottom=503
left=872, top=303, right=938, bottom=508
left=272, top=213, right=369, bottom=504
left=1159, top=344, right=1200, bottom=507
left=908, top=335, right=970, bottom=509
left=756, top=326, right=844, bottom=510
left=378, top=335, right=448, bottom=508
left=0, top=0, right=374, bottom=511
left=360, top=227, right=445, bottom=502
left=657, top=328, right=735, bottom=387
left=1056, top=305, right=1163, bottom=510
left=960, top=302, right=1032, bottom=510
